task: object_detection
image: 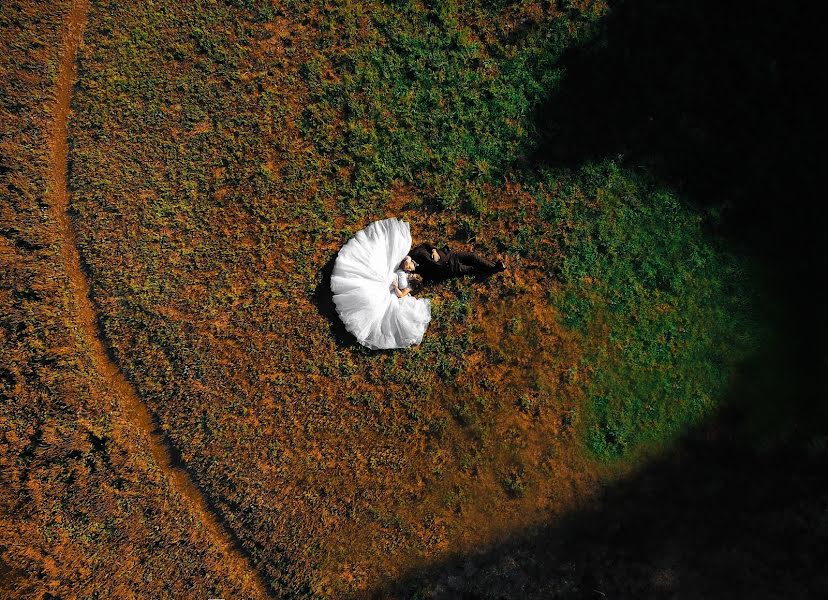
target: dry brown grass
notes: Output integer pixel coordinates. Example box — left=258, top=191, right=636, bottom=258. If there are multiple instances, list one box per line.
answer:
left=1, top=2, right=268, bottom=597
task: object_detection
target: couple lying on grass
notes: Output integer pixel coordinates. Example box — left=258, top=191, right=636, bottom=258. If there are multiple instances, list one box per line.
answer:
left=330, top=218, right=506, bottom=350
left=392, top=242, right=506, bottom=298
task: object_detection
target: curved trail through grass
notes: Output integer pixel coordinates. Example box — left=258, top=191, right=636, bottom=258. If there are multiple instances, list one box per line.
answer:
left=49, top=2, right=272, bottom=596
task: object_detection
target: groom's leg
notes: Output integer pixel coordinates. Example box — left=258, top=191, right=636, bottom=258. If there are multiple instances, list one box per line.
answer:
left=455, top=251, right=498, bottom=273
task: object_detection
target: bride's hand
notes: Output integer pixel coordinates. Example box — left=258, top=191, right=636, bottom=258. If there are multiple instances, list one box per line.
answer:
left=431, top=248, right=440, bottom=261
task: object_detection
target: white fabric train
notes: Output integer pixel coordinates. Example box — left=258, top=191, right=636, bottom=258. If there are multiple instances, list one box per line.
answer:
left=331, top=218, right=431, bottom=349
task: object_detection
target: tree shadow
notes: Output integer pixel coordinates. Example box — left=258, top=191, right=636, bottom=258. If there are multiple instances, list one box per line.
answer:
left=373, top=321, right=828, bottom=600
left=370, top=0, right=827, bottom=596
left=532, top=0, right=826, bottom=442
left=534, top=0, right=820, bottom=228
left=375, top=410, right=828, bottom=599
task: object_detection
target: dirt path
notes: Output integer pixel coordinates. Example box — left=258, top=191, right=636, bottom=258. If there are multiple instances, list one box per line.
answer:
left=49, top=1, right=272, bottom=597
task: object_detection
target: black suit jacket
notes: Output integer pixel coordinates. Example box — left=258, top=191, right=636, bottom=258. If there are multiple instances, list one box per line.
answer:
left=409, top=242, right=462, bottom=280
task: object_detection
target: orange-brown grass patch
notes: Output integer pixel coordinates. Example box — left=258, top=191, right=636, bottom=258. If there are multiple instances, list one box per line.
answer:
left=0, top=1, right=269, bottom=597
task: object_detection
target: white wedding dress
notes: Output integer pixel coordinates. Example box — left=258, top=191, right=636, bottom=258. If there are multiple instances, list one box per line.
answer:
left=331, top=218, right=432, bottom=349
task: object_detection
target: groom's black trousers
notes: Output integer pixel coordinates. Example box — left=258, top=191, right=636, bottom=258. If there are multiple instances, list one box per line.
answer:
left=452, top=251, right=498, bottom=274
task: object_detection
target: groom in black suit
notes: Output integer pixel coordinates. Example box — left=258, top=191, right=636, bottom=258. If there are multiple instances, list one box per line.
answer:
left=406, top=242, right=506, bottom=281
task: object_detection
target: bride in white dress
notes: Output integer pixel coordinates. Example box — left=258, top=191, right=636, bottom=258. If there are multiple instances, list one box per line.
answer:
left=331, top=218, right=432, bottom=350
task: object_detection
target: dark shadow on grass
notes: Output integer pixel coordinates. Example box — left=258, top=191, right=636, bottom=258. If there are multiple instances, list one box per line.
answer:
left=371, top=297, right=828, bottom=600
left=531, top=0, right=826, bottom=443
left=311, top=253, right=360, bottom=349
left=370, top=0, right=827, bottom=597
left=372, top=410, right=828, bottom=599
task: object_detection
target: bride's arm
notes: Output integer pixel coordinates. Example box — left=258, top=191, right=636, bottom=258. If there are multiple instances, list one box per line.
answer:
left=392, top=280, right=411, bottom=298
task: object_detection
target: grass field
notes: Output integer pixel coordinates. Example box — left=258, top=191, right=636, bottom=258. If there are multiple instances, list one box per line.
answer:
left=0, top=2, right=265, bottom=597
left=3, top=0, right=767, bottom=597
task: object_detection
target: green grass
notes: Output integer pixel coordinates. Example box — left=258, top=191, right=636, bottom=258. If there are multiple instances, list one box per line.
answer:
left=538, top=161, right=757, bottom=459
left=301, top=0, right=602, bottom=216
left=296, top=0, right=757, bottom=461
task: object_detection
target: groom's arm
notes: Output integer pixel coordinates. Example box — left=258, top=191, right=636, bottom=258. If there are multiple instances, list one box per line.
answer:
left=410, top=243, right=436, bottom=263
